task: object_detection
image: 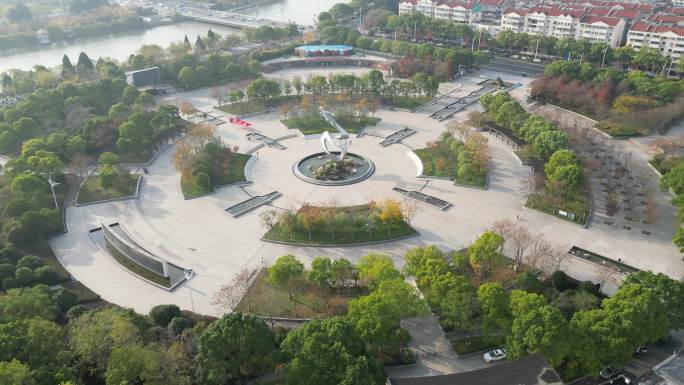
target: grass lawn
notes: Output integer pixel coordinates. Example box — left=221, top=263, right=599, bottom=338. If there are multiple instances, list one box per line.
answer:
left=526, top=192, right=591, bottom=226
left=236, top=269, right=365, bottom=318
left=281, top=115, right=380, bottom=135
left=213, top=152, right=251, bottom=187
left=451, top=335, right=505, bottom=355
left=218, top=95, right=302, bottom=116
left=218, top=100, right=268, bottom=115
left=181, top=174, right=211, bottom=199
left=77, top=174, right=139, bottom=204
left=106, top=244, right=171, bottom=288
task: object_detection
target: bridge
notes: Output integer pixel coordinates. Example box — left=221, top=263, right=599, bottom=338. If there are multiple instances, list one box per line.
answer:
left=179, top=6, right=294, bottom=29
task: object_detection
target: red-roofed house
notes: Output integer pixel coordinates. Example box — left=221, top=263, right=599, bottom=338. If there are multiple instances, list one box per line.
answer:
left=434, top=1, right=475, bottom=24
left=577, top=15, right=625, bottom=47
left=627, top=22, right=684, bottom=63
left=501, top=8, right=528, bottom=32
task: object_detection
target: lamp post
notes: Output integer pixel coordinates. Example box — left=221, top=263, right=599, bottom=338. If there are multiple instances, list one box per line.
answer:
left=46, top=174, right=59, bottom=210
left=601, top=47, right=609, bottom=68
left=184, top=270, right=195, bottom=313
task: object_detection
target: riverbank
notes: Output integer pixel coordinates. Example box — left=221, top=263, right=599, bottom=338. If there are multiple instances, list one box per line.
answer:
left=0, top=21, right=244, bottom=73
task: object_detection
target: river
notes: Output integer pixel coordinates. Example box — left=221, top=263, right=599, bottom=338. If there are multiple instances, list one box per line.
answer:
left=0, top=0, right=344, bottom=73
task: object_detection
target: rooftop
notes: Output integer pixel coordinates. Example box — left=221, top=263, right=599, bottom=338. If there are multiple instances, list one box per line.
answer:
left=388, top=354, right=564, bottom=385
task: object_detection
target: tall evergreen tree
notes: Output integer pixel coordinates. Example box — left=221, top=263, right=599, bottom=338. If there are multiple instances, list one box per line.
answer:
left=61, top=55, right=75, bottom=78
left=195, top=36, right=206, bottom=51
left=77, top=52, right=94, bottom=71
left=1, top=73, right=12, bottom=95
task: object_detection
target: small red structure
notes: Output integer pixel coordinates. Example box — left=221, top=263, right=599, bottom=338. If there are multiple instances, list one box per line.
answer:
left=229, top=117, right=252, bottom=127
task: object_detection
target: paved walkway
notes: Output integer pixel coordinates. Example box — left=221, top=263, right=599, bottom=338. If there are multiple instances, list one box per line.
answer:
left=386, top=316, right=502, bottom=378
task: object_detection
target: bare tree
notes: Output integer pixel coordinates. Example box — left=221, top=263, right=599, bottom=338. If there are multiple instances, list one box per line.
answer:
left=509, top=225, right=533, bottom=267
left=401, top=198, right=419, bottom=225
left=643, top=191, right=658, bottom=225
left=211, top=269, right=253, bottom=313
left=595, top=264, right=622, bottom=294
left=210, top=87, right=226, bottom=106
left=491, top=219, right=515, bottom=254
left=260, top=209, right=278, bottom=232
left=526, top=234, right=553, bottom=271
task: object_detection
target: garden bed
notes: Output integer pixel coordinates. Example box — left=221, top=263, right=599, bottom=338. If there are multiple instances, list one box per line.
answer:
left=263, top=204, right=417, bottom=246
left=526, top=193, right=591, bottom=226
left=281, top=116, right=380, bottom=135
left=450, top=335, right=505, bottom=355
left=236, top=269, right=365, bottom=318
left=414, top=134, right=488, bottom=189
left=76, top=174, right=140, bottom=204
left=181, top=150, right=251, bottom=199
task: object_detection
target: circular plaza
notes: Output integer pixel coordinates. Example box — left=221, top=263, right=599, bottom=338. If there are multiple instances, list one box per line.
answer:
left=49, top=69, right=684, bottom=317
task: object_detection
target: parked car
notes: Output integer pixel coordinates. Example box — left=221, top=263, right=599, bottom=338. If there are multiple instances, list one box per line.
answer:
left=599, top=365, right=623, bottom=380
left=634, top=347, right=648, bottom=356
left=483, top=348, right=507, bottom=363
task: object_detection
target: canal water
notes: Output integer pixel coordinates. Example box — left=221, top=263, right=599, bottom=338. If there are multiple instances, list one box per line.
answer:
left=0, top=0, right=345, bottom=73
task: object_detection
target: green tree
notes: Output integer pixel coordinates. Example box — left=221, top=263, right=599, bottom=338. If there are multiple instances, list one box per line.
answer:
left=309, top=256, right=333, bottom=288
left=281, top=317, right=384, bottom=385
left=623, top=271, right=684, bottom=330
left=0, top=285, right=58, bottom=322
left=197, top=312, right=275, bottom=385
left=430, top=273, right=479, bottom=332
left=0, top=318, right=74, bottom=385
left=0, top=359, right=36, bottom=385
left=347, top=279, right=427, bottom=357
left=357, top=254, right=402, bottom=289
left=99, top=164, right=119, bottom=189
left=149, top=304, right=181, bottom=327
left=468, top=231, right=503, bottom=280
left=61, top=55, right=75, bottom=78
left=268, top=255, right=304, bottom=300
left=98, top=152, right=119, bottom=166
left=477, top=283, right=511, bottom=335
left=69, top=307, right=146, bottom=377
left=507, top=303, right=569, bottom=367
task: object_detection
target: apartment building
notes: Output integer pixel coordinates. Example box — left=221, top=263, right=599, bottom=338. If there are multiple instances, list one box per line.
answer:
left=576, top=15, right=626, bottom=47
left=627, top=22, right=684, bottom=62
left=399, top=0, right=639, bottom=46
left=399, top=0, right=511, bottom=26
left=434, top=1, right=476, bottom=23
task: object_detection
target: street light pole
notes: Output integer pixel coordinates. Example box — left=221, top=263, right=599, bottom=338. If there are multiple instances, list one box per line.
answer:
left=47, top=174, right=59, bottom=210
left=601, top=47, right=608, bottom=68
left=534, top=38, right=540, bottom=61
left=413, top=21, right=417, bottom=41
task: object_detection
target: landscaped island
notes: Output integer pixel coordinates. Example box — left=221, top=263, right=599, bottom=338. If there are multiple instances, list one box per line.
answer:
left=281, top=114, right=380, bottom=135
left=261, top=200, right=418, bottom=246
left=415, top=131, right=490, bottom=188
left=173, top=124, right=251, bottom=199
left=77, top=174, right=140, bottom=205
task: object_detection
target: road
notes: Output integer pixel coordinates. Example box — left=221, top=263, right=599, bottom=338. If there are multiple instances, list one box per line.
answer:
left=482, top=57, right=545, bottom=77
left=179, top=6, right=293, bottom=29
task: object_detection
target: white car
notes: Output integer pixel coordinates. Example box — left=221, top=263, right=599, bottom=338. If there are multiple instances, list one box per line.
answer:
left=483, top=348, right=507, bottom=363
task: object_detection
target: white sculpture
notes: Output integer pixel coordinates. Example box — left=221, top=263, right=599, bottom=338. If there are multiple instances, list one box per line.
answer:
left=319, top=107, right=350, bottom=162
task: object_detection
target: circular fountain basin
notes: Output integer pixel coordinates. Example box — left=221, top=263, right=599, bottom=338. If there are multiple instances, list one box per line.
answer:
left=293, top=152, right=375, bottom=186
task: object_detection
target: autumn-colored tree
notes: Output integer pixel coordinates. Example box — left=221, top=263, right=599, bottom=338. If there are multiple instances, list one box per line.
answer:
left=379, top=199, right=404, bottom=236
left=179, top=102, right=195, bottom=116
